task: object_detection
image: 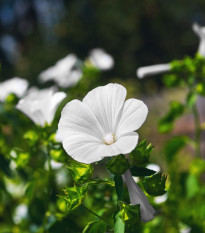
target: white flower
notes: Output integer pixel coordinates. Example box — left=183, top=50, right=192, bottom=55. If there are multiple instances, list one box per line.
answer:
left=137, top=64, right=171, bottom=79
left=0, top=77, right=28, bottom=102
left=16, top=88, right=66, bottom=127
left=58, top=83, right=148, bottom=164
left=146, top=163, right=161, bottom=172
left=192, top=22, right=205, bottom=57
left=154, top=193, right=168, bottom=204
left=89, top=48, right=114, bottom=70
left=122, top=169, right=155, bottom=222
left=39, top=54, right=82, bottom=88
left=13, top=204, right=28, bottom=224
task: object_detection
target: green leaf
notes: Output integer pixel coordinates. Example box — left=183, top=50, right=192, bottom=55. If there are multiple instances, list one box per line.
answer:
left=50, top=149, right=66, bottom=163
left=0, top=153, right=12, bottom=177
left=195, top=82, right=205, bottom=96
left=82, top=220, right=107, bottom=233
left=119, top=202, right=141, bottom=231
left=114, top=175, right=123, bottom=201
left=142, top=172, right=167, bottom=196
left=106, top=155, right=129, bottom=176
left=186, top=91, right=197, bottom=107
left=158, top=101, right=184, bottom=133
left=186, top=174, right=199, bottom=199
left=114, top=211, right=125, bottom=233
left=165, top=136, right=189, bottom=162
left=67, top=159, right=93, bottom=184
left=130, top=140, right=154, bottom=167
left=23, top=130, right=39, bottom=146
left=61, top=185, right=87, bottom=212
left=130, top=167, right=156, bottom=177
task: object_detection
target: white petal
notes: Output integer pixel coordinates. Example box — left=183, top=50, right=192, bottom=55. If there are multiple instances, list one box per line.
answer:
left=137, top=64, right=171, bottom=79
left=116, top=98, right=148, bottom=137
left=89, top=48, right=114, bottom=70
left=83, top=83, right=127, bottom=133
left=45, top=92, right=66, bottom=124
left=122, top=169, right=155, bottom=222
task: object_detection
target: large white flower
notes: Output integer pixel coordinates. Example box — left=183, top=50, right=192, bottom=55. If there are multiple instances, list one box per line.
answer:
left=192, top=22, right=205, bottom=57
left=122, top=169, right=155, bottom=222
left=16, top=88, right=66, bottom=127
left=89, top=48, right=114, bottom=70
left=0, top=77, right=28, bottom=102
left=39, top=54, right=82, bottom=88
left=58, top=83, right=148, bottom=164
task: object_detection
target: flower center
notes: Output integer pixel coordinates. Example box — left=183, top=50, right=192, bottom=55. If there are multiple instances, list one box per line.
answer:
left=103, top=132, right=115, bottom=145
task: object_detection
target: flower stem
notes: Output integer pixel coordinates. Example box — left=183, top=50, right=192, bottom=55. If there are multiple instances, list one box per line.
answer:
left=82, top=204, right=112, bottom=227
left=192, top=103, right=201, bottom=157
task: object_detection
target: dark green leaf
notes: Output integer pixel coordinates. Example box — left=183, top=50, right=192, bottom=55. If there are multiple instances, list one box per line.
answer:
left=82, top=220, right=107, bottom=233
left=114, top=175, right=123, bottom=201
left=106, top=155, right=129, bottom=176
left=130, top=140, right=154, bottom=167
left=142, top=172, right=167, bottom=196
left=130, top=167, right=156, bottom=177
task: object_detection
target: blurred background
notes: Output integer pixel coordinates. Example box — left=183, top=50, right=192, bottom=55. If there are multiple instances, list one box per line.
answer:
left=1, top=1, right=205, bottom=233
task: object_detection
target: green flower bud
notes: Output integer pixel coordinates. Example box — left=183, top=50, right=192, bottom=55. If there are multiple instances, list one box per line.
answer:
left=106, top=155, right=130, bottom=176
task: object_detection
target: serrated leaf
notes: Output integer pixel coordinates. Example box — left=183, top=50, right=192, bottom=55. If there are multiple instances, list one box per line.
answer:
left=61, top=185, right=87, bottom=212
left=130, top=167, right=156, bottom=177
left=130, top=140, right=154, bottom=167
left=106, top=155, right=129, bottom=176
left=67, top=159, right=93, bottom=184
left=142, top=173, right=167, bottom=196
left=114, top=175, right=123, bottom=201
left=82, top=220, right=107, bottom=233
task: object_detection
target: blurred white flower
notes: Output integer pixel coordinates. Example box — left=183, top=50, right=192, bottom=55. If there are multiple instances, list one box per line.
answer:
left=154, top=193, right=168, bottom=204
left=0, top=77, right=28, bottom=102
left=13, top=204, right=28, bottom=224
left=39, top=54, right=82, bottom=88
left=180, top=226, right=192, bottom=233
left=137, top=64, right=171, bottom=79
left=4, top=177, right=26, bottom=198
left=122, top=169, right=155, bottom=222
left=58, top=83, right=148, bottom=164
left=89, top=48, right=114, bottom=70
left=16, top=88, right=66, bottom=127
left=44, top=159, right=63, bottom=170
left=146, top=163, right=161, bottom=172
left=192, top=22, right=205, bottom=57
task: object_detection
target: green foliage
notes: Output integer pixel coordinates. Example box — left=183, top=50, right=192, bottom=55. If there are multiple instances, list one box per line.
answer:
left=119, top=202, right=141, bottom=232
left=67, top=159, right=94, bottom=184
left=142, top=173, right=167, bottom=196
left=106, top=155, right=130, bottom=175
left=114, top=175, right=124, bottom=201
left=165, top=136, right=189, bottom=162
left=158, top=101, right=184, bottom=133
left=130, top=140, right=154, bottom=167
left=24, top=130, right=39, bottom=146
left=82, top=220, right=107, bottom=233
left=114, top=211, right=125, bottom=233
left=62, top=185, right=88, bottom=212
left=130, top=166, right=156, bottom=177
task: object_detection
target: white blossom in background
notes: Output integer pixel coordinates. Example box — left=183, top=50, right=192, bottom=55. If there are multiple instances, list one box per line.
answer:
left=154, top=193, right=168, bottom=204
left=137, top=64, right=171, bottom=79
left=122, top=170, right=155, bottom=222
left=13, top=204, right=28, bottom=224
left=16, top=88, right=66, bottom=127
left=192, top=22, right=205, bottom=57
left=58, top=83, right=148, bottom=164
left=180, top=226, right=192, bottom=233
left=0, top=77, right=28, bottom=102
left=89, top=48, right=114, bottom=70
left=39, top=54, right=82, bottom=88
left=146, top=163, right=161, bottom=172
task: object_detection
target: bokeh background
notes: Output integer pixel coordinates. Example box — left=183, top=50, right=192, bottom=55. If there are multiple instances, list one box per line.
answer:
left=1, top=1, right=205, bottom=233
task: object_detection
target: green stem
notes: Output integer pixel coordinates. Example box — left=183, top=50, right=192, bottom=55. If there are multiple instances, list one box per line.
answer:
left=192, top=103, right=201, bottom=157
left=82, top=204, right=112, bottom=227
